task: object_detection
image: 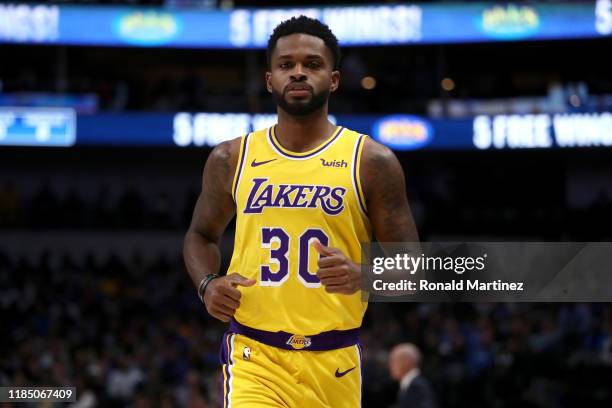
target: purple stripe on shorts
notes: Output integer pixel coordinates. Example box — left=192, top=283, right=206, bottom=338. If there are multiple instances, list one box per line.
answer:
left=219, top=332, right=232, bottom=408
left=220, top=333, right=226, bottom=408
left=219, top=332, right=228, bottom=365
left=229, top=320, right=359, bottom=351
left=225, top=335, right=231, bottom=408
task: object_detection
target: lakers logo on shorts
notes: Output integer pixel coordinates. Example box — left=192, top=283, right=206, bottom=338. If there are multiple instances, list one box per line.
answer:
left=286, top=335, right=312, bottom=350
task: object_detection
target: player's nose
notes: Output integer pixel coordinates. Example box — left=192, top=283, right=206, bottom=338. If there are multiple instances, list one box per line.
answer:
left=290, top=64, right=307, bottom=80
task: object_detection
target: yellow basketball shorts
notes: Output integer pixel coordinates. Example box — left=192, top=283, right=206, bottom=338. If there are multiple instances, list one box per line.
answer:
left=219, top=332, right=363, bottom=407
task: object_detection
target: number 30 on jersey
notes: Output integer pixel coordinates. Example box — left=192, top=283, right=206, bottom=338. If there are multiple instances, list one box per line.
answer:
left=260, top=227, right=328, bottom=288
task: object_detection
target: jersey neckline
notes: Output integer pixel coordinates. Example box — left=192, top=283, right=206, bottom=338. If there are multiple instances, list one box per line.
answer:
left=268, top=125, right=344, bottom=160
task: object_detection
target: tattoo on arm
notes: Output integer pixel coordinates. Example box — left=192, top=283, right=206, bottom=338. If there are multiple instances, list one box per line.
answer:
left=183, top=138, right=241, bottom=287
left=360, top=138, right=421, bottom=291
left=361, top=138, right=419, bottom=243
left=195, top=140, right=237, bottom=240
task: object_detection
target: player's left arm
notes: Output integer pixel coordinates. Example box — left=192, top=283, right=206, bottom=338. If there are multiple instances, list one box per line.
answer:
left=315, top=137, right=419, bottom=294
left=360, top=137, right=419, bottom=243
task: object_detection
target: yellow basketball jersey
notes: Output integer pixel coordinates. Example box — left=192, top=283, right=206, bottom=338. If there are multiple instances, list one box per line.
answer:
left=227, top=125, right=372, bottom=335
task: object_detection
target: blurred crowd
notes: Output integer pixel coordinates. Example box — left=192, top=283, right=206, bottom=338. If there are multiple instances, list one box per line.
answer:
left=0, top=250, right=216, bottom=408
left=1, top=251, right=611, bottom=408
left=0, top=181, right=197, bottom=231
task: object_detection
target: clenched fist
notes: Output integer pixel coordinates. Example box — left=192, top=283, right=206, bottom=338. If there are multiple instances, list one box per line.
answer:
left=314, top=241, right=362, bottom=295
left=203, top=273, right=256, bottom=322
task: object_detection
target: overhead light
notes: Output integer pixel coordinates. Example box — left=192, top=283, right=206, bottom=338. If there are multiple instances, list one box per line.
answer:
left=361, top=76, right=377, bottom=90
left=441, top=77, right=455, bottom=91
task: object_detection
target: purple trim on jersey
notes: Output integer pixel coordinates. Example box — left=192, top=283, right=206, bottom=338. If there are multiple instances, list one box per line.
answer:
left=228, top=320, right=359, bottom=351
left=232, top=133, right=250, bottom=201
left=268, top=126, right=344, bottom=159
left=353, top=135, right=368, bottom=215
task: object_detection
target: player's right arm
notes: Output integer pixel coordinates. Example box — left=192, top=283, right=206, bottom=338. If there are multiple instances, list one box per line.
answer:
left=183, top=137, right=255, bottom=322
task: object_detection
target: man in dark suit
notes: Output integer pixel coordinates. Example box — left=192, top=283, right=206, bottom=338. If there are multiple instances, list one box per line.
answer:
left=388, top=343, right=438, bottom=408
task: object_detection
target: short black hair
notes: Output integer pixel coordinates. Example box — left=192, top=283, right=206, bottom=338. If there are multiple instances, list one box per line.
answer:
left=267, top=15, right=341, bottom=71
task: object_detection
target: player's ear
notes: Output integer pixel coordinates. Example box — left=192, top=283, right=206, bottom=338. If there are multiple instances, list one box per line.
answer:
left=330, top=70, right=340, bottom=93
left=265, top=71, right=273, bottom=93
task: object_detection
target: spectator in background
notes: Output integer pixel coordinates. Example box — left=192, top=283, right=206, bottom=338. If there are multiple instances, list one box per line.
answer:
left=106, top=354, right=143, bottom=406
left=388, top=343, right=438, bottom=408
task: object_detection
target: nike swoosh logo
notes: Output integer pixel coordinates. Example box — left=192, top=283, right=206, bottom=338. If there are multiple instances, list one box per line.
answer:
left=251, top=158, right=277, bottom=167
left=335, top=366, right=356, bottom=378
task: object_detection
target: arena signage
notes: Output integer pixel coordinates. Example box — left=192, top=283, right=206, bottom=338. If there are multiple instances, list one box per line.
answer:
left=473, top=113, right=612, bottom=150
left=1, top=109, right=610, bottom=151
left=0, top=107, right=75, bottom=147
left=372, top=115, right=434, bottom=150
left=0, top=2, right=608, bottom=48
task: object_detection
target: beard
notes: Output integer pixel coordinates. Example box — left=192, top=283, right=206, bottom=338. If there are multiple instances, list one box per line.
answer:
left=272, top=85, right=330, bottom=116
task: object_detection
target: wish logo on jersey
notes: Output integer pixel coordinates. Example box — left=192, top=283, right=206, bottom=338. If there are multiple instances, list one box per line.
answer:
left=243, top=178, right=346, bottom=215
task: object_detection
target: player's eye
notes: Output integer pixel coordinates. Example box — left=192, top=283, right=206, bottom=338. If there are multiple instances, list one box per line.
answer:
left=307, top=61, right=321, bottom=69
left=279, top=62, right=292, bottom=69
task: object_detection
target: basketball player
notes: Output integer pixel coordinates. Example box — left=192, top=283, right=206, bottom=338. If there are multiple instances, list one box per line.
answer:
left=183, top=16, right=418, bottom=408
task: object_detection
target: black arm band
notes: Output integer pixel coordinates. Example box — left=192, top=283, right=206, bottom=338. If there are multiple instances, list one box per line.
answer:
left=198, top=273, right=219, bottom=302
